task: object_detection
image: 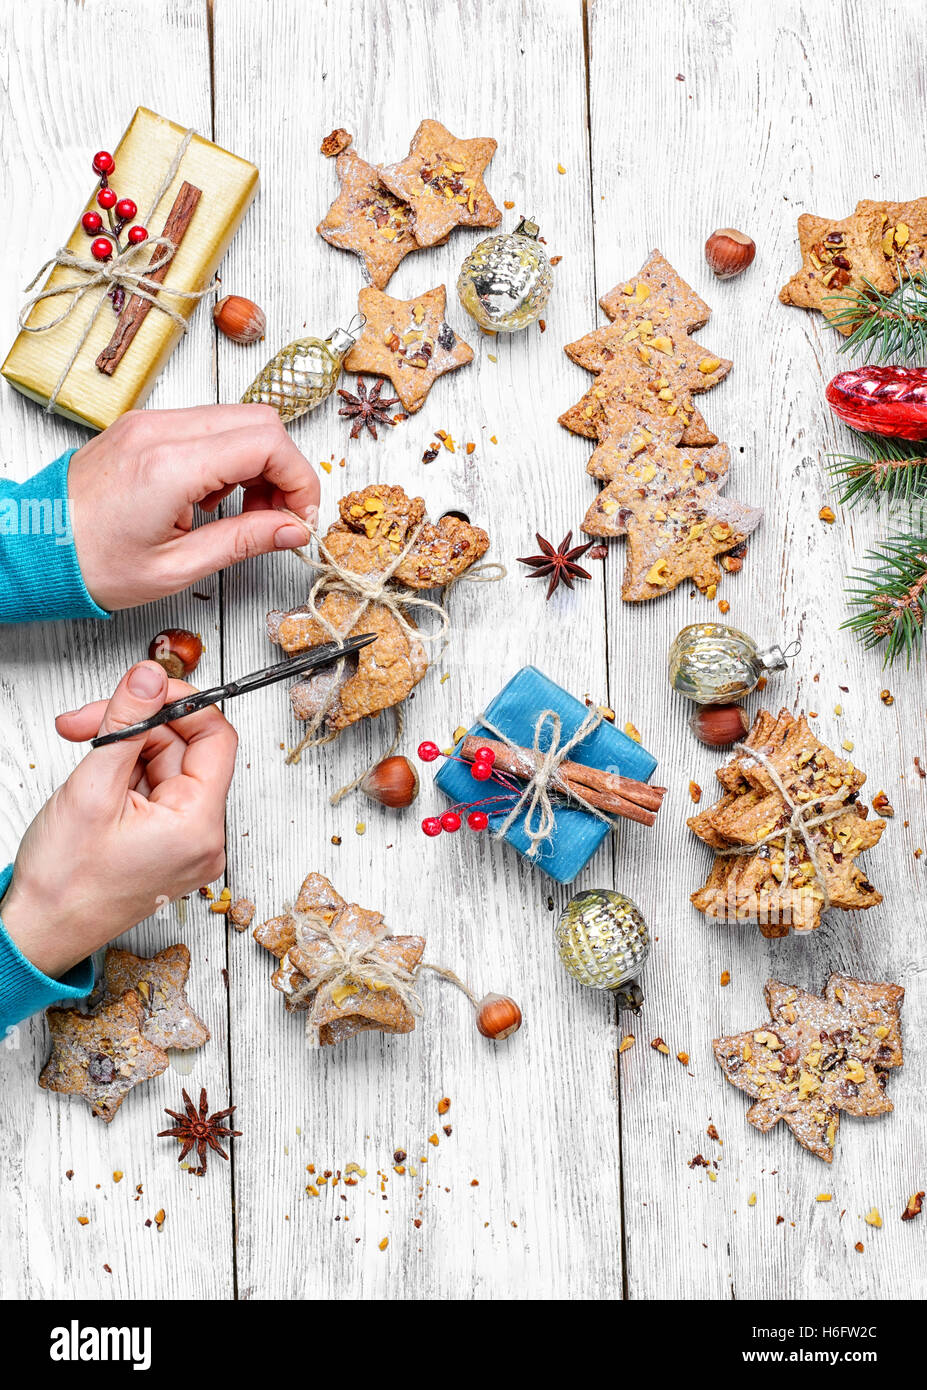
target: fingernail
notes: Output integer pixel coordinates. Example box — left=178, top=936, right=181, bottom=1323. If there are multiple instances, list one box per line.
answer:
left=306, top=505, right=319, bottom=530
left=274, top=522, right=311, bottom=550
left=128, top=663, right=166, bottom=698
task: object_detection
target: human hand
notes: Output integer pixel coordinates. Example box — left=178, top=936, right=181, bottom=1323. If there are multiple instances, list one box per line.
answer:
left=68, top=404, right=319, bottom=611
left=0, top=661, right=238, bottom=980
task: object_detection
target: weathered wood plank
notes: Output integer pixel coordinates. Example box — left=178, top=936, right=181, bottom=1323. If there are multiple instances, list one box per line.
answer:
left=0, top=0, right=234, bottom=1300
left=213, top=0, right=619, bottom=1300
left=588, top=0, right=926, bottom=1301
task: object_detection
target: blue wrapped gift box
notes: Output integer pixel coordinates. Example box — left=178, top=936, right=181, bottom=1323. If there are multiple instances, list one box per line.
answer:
left=433, top=665, right=658, bottom=884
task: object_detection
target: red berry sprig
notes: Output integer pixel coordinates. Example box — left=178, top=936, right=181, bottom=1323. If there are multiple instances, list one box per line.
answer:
left=416, top=741, right=521, bottom=839
left=78, top=148, right=149, bottom=312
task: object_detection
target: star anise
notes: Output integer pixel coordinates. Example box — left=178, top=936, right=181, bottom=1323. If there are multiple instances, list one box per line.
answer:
left=517, top=531, right=593, bottom=599
left=337, top=377, right=400, bottom=440
left=158, top=1087, right=241, bottom=1178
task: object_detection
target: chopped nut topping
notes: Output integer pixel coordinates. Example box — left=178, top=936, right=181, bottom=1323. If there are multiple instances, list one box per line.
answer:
left=901, top=1191, right=924, bottom=1221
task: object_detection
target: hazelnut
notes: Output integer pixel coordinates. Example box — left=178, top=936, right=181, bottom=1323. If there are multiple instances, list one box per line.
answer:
left=213, top=295, right=266, bottom=344
left=688, top=703, right=749, bottom=747
left=148, top=628, right=203, bottom=679
left=475, top=993, right=522, bottom=1041
left=705, top=227, right=756, bottom=279
left=359, top=755, right=419, bottom=809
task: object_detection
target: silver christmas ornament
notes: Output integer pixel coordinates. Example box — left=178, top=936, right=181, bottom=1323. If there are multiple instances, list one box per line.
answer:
left=555, top=889, right=650, bottom=1010
left=668, top=622, right=791, bottom=705
left=457, top=218, right=552, bottom=332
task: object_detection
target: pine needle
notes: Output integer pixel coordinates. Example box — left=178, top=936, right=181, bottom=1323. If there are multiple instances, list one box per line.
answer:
left=829, top=429, right=927, bottom=509
left=843, top=531, right=927, bottom=666
left=825, top=273, right=927, bottom=363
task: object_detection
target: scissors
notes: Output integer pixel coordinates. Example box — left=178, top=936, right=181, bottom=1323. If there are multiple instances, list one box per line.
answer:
left=90, top=634, right=377, bottom=748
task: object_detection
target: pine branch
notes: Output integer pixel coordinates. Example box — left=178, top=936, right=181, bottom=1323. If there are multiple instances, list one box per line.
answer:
left=828, top=429, right=927, bottom=509
left=825, top=273, right=927, bottom=363
left=843, top=531, right=927, bottom=665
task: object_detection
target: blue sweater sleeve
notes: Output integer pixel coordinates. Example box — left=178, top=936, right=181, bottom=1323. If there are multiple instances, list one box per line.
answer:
left=0, top=449, right=110, bottom=622
left=0, top=864, right=94, bottom=1034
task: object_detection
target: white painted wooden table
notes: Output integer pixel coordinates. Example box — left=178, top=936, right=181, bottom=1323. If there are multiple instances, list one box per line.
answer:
left=0, top=0, right=924, bottom=1302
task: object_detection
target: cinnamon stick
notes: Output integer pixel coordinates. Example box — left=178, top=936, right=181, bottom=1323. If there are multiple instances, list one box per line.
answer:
left=460, top=735, right=665, bottom=813
left=567, top=783, right=657, bottom=827
left=95, top=181, right=202, bottom=376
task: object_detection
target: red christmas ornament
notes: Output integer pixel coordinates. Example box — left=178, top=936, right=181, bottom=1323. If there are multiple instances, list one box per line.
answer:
left=467, top=811, right=489, bottom=831
left=421, top=816, right=442, bottom=837
left=440, top=811, right=462, bottom=833
left=471, top=761, right=493, bottom=781
left=92, top=150, right=115, bottom=176
left=97, top=187, right=117, bottom=210
left=473, top=746, right=496, bottom=765
left=127, top=225, right=149, bottom=245
left=90, top=237, right=114, bottom=262
left=115, top=197, right=137, bottom=221
left=826, top=366, right=927, bottom=441
left=81, top=210, right=103, bottom=234
left=417, top=741, right=441, bottom=762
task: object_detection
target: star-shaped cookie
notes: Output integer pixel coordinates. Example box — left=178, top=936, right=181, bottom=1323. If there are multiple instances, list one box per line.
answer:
left=344, top=285, right=474, bottom=413
left=316, top=148, right=419, bottom=289
left=779, top=203, right=896, bottom=332
left=714, top=974, right=904, bottom=1161
left=254, top=874, right=426, bottom=1045
left=378, top=119, right=501, bottom=247
left=39, top=990, right=169, bottom=1123
left=100, top=944, right=209, bottom=1052
left=862, top=196, right=927, bottom=279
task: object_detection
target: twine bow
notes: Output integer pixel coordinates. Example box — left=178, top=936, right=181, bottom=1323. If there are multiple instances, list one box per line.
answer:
left=479, top=707, right=613, bottom=858
left=717, top=741, right=859, bottom=912
left=288, top=905, right=423, bottom=1044
left=17, top=129, right=215, bottom=411
left=285, top=522, right=505, bottom=787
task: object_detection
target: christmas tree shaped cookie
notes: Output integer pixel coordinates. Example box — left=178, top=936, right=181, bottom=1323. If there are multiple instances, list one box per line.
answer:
left=689, top=710, right=886, bottom=935
left=564, top=251, right=731, bottom=392
left=565, top=254, right=759, bottom=602
left=559, top=250, right=731, bottom=445
left=558, top=358, right=719, bottom=448
left=714, top=974, right=904, bottom=1161
left=580, top=408, right=758, bottom=600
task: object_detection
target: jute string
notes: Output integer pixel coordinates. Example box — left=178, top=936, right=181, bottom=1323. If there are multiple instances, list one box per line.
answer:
left=282, top=519, right=505, bottom=804
left=286, top=905, right=481, bottom=1043
left=478, top=707, right=613, bottom=858
left=716, top=741, right=859, bottom=909
left=18, top=129, right=215, bottom=410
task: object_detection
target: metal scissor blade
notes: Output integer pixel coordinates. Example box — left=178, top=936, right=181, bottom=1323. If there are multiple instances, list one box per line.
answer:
left=90, top=633, right=377, bottom=747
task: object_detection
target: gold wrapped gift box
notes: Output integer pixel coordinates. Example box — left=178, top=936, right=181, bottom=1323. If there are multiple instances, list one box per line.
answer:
left=1, top=107, right=258, bottom=432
